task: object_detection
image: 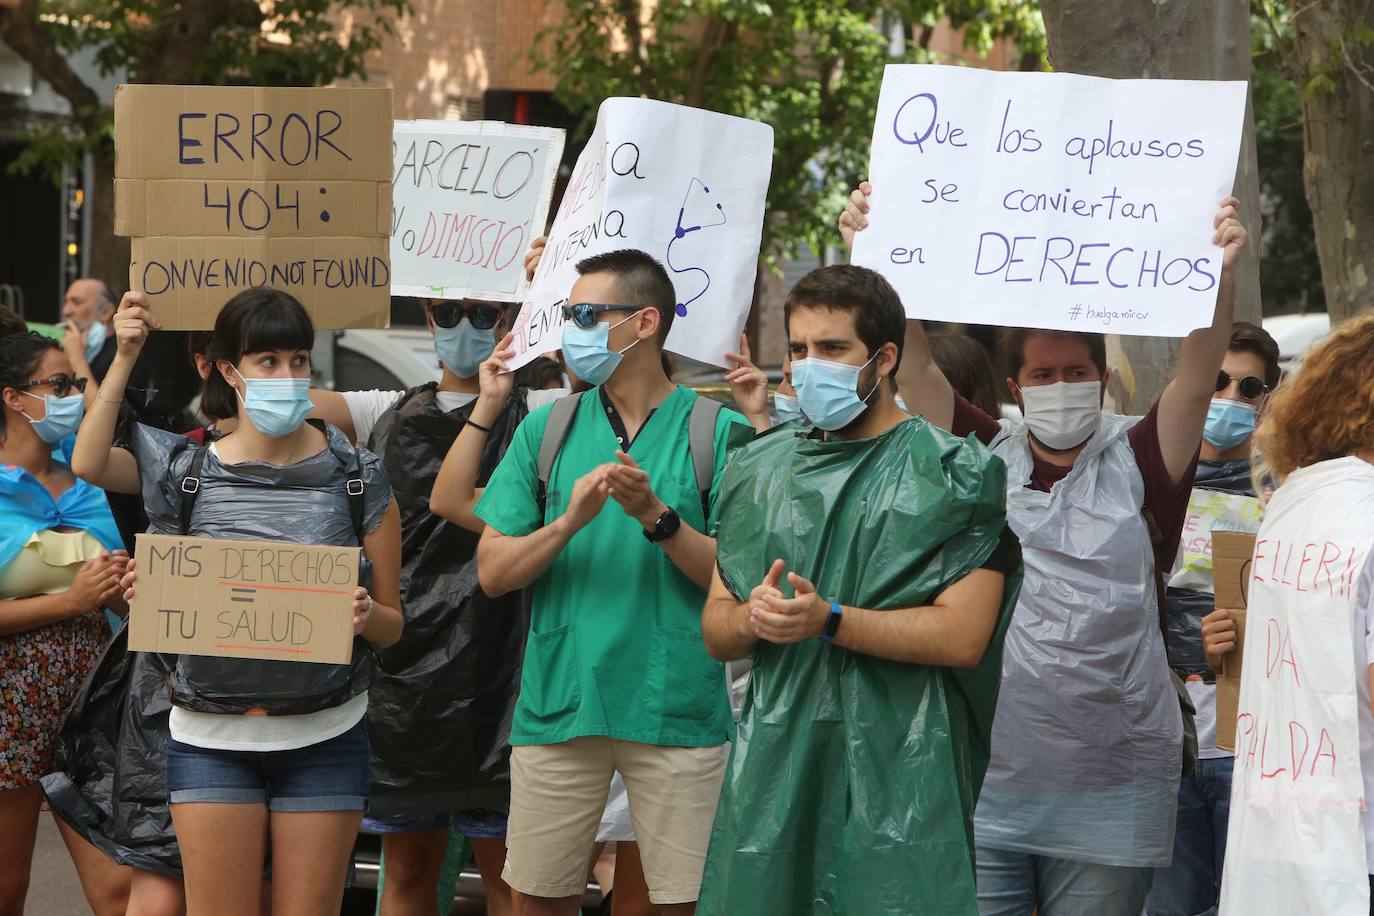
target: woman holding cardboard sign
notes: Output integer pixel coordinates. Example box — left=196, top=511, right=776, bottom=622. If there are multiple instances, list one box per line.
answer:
left=73, top=288, right=404, bottom=916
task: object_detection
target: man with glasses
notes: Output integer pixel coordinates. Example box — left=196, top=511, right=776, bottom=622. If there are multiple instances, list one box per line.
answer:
left=312, top=297, right=568, bottom=916
left=1148, top=322, right=1280, bottom=916
left=471, top=248, right=750, bottom=916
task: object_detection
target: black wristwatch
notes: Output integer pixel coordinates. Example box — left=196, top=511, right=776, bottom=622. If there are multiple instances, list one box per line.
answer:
left=643, top=507, right=681, bottom=543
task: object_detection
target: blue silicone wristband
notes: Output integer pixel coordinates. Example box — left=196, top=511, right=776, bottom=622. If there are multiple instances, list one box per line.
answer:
left=821, top=601, right=843, bottom=642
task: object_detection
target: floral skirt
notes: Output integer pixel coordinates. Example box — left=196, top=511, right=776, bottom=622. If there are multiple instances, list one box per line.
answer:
left=0, top=613, right=108, bottom=789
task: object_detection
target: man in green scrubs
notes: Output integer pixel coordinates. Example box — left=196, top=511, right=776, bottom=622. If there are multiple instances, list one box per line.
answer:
left=698, top=265, right=1022, bottom=915
left=474, top=249, right=750, bottom=916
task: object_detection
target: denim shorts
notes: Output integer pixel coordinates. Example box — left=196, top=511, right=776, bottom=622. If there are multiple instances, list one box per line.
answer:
left=165, top=719, right=370, bottom=812
left=363, top=807, right=509, bottom=839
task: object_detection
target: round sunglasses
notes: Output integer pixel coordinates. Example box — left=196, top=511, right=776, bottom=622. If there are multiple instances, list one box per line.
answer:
left=561, top=302, right=645, bottom=330
left=429, top=302, right=503, bottom=331
left=1216, top=370, right=1268, bottom=400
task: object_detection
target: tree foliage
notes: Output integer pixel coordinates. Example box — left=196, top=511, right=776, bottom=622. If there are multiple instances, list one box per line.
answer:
left=533, top=0, right=1044, bottom=262
left=1250, top=3, right=1322, bottom=313
left=0, top=0, right=408, bottom=277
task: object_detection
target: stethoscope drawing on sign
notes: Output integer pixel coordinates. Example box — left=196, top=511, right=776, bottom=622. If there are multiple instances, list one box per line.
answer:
left=666, top=177, right=727, bottom=317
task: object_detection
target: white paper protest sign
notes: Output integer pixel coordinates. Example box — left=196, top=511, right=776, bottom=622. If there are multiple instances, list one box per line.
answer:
left=851, top=65, right=1247, bottom=337
left=390, top=120, right=564, bottom=301
left=1169, top=488, right=1263, bottom=593
left=1219, top=458, right=1374, bottom=916
left=507, top=98, right=773, bottom=370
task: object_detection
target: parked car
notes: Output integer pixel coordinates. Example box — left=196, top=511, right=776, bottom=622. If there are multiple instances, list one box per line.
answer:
left=1262, top=312, right=1331, bottom=376
left=313, top=327, right=443, bottom=392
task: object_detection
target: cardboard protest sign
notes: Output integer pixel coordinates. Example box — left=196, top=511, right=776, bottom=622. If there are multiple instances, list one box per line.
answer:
left=1212, top=530, right=1255, bottom=753
left=128, top=533, right=359, bottom=665
left=114, top=84, right=393, bottom=329
left=391, top=120, right=564, bottom=301
left=506, top=98, right=773, bottom=370
left=1170, top=489, right=1263, bottom=593
left=851, top=65, right=1247, bottom=337
left=1219, top=459, right=1374, bottom=915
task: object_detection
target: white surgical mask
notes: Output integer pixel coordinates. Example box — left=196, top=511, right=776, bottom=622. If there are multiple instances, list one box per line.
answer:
left=1019, top=380, right=1102, bottom=450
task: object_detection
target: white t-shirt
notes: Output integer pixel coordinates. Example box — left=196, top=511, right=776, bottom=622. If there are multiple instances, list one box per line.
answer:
left=1354, top=549, right=1374, bottom=873
left=342, top=387, right=569, bottom=447
left=169, top=692, right=368, bottom=752
left=168, top=437, right=374, bottom=752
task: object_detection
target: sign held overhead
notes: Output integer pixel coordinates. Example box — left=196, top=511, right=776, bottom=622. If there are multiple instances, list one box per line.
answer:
left=851, top=65, right=1247, bottom=337
left=114, top=84, right=394, bottom=330
left=505, top=98, right=773, bottom=370
left=390, top=119, right=564, bottom=302
left=128, top=532, right=360, bottom=665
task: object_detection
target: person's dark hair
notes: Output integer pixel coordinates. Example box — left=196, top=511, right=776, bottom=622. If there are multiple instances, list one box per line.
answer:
left=930, top=333, right=1003, bottom=418
left=575, top=249, right=676, bottom=345
left=0, top=331, right=61, bottom=438
left=1228, top=321, right=1281, bottom=390
left=783, top=265, right=906, bottom=375
left=187, top=330, right=215, bottom=362
left=0, top=306, right=26, bottom=337
left=1001, top=328, right=1108, bottom=382
left=514, top=355, right=565, bottom=391
left=201, top=288, right=315, bottom=421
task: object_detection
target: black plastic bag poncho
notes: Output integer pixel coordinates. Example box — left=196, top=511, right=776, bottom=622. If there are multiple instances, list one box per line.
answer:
left=43, top=627, right=182, bottom=876
left=364, top=384, right=533, bottom=816
left=697, top=418, right=1021, bottom=915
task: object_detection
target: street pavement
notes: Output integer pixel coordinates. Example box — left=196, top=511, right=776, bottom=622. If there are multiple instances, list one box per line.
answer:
left=26, top=815, right=90, bottom=915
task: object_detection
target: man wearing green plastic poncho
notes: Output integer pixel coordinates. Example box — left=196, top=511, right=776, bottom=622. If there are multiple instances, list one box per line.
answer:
left=697, top=265, right=1023, bottom=915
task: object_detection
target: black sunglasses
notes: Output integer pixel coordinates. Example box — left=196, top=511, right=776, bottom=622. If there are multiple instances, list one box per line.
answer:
left=21, top=374, right=88, bottom=398
left=561, top=302, right=644, bottom=330
left=430, top=303, right=503, bottom=331
left=1216, top=370, right=1267, bottom=400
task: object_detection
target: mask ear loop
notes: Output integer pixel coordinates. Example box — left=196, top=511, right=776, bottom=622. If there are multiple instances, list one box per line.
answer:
left=858, top=350, right=883, bottom=404
left=610, top=308, right=648, bottom=356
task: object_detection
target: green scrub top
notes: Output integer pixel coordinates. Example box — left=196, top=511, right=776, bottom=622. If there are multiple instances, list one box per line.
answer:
left=475, top=385, right=749, bottom=747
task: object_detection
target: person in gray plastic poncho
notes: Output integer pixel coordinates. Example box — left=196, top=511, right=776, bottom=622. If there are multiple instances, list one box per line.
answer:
left=698, top=265, right=1023, bottom=915
left=842, top=185, right=1249, bottom=915
left=72, top=288, right=404, bottom=916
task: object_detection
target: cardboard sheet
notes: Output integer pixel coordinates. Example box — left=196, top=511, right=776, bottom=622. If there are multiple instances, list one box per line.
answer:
left=1212, top=530, right=1255, bottom=752
left=113, top=84, right=393, bottom=329
left=128, top=533, right=360, bottom=665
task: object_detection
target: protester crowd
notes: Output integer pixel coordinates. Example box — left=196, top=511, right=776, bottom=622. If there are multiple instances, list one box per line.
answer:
left=1, top=165, right=1373, bottom=916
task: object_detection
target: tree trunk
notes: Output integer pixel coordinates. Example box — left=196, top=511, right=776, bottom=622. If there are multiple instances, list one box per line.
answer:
left=1042, top=0, right=1264, bottom=414
left=1289, top=3, right=1374, bottom=324
left=89, top=142, right=130, bottom=291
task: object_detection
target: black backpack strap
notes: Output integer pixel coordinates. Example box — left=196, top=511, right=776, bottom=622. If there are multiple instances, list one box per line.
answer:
left=535, top=392, right=583, bottom=521
left=178, top=445, right=208, bottom=536
left=346, top=448, right=365, bottom=544
left=688, top=396, right=722, bottom=521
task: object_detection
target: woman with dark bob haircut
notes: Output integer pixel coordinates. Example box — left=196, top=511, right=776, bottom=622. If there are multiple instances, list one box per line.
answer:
left=73, top=288, right=403, bottom=916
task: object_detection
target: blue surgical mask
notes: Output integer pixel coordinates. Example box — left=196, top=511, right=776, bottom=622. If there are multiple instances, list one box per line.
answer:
left=1203, top=398, right=1257, bottom=450
left=773, top=391, right=804, bottom=425
left=791, top=353, right=880, bottom=432
left=21, top=391, right=85, bottom=444
left=561, top=310, right=643, bottom=387
left=233, top=369, right=312, bottom=439
left=434, top=321, right=495, bottom=378
left=84, top=321, right=107, bottom=363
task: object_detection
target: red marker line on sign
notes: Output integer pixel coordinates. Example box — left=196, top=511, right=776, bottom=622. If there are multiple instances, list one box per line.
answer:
left=217, top=581, right=352, bottom=596
left=213, top=644, right=314, bottom=655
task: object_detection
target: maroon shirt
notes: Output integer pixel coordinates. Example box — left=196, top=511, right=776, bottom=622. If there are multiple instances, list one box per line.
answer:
left=952, top=392, right=1196, bottom=576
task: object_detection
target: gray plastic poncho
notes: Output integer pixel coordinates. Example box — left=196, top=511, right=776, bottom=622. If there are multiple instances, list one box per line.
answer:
left=132, top=421, right=392, bottom=714
left=974, top=414, right=1182, bottom=867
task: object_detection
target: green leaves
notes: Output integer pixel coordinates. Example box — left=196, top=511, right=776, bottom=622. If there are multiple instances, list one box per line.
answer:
left=534, top=0, right=1044, bottom=262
